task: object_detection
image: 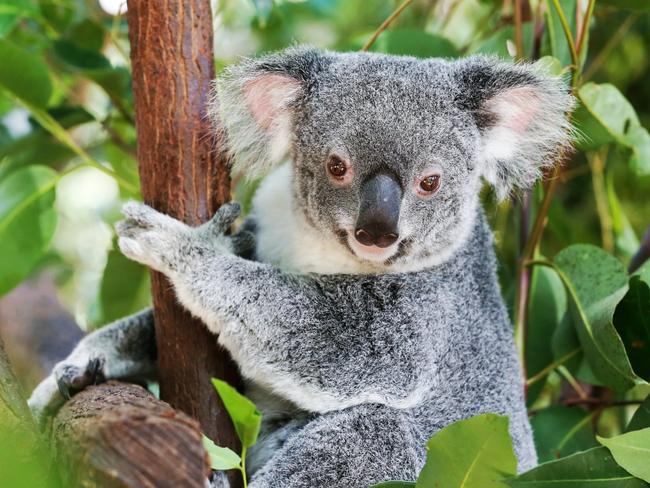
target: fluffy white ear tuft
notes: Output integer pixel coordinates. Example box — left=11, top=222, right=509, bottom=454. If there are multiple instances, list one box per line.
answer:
left=457, top=57, right=575, bottom=200
left=209, top=46, right=322, bottom=179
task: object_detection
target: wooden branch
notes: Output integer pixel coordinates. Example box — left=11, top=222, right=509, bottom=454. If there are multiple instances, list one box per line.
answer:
left=126, top=5, right=242, bottom=485
left=52, top=381, right=209, bottom=488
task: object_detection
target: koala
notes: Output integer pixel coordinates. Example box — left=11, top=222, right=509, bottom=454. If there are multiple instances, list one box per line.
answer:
left=29, top=47, right=573, bottom=488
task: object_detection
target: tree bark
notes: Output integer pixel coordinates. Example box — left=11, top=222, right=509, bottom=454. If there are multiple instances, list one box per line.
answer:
left=126, top=4, right=242, bottom=483
left=52, top=381, right=208, bottom=488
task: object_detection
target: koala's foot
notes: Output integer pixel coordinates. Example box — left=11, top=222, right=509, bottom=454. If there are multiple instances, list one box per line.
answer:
left=28, top=355, right=106, bottom=428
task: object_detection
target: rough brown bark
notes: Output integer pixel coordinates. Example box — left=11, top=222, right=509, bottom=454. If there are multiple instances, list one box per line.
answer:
left=52, top=381, right=208, bottom=488
left=126, top=2, right=243, bottom=481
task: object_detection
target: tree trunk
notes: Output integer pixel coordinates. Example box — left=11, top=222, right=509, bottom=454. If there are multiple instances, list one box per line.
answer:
left=52, top=382, right=208, bottom=488
left=126, top=4, right=242, bottom=485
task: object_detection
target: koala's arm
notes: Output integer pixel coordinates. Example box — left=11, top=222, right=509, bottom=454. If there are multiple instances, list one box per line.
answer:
left=117, top=202, right=428, bottom=413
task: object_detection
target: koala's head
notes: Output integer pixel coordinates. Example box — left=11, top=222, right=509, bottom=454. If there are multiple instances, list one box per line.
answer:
left=215, top=47, right=573, bottom=272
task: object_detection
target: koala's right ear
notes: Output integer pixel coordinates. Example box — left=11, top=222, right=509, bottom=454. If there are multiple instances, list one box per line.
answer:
left=211, top=46, right=324, bottom=178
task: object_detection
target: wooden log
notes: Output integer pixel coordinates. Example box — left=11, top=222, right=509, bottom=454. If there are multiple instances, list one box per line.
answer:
left=126, top=5, right=243, bottom=486
left=52, top=381, right=209, bottom=488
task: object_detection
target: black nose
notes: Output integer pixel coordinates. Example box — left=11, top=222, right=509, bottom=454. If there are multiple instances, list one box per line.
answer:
left=355, top=173, right=401, bottom=248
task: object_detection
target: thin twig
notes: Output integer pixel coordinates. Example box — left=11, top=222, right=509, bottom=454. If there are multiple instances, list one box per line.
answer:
left=361, top=0, right=414, bottom=51
left=514, top=0, right=525, bottom=59
left=526, top=347, right=581, bottom=387
left=576, top=0, right=596, bottom=56
left=549, top=0, right=580, bottom=83
left=588, top=149, right=614, bottom=252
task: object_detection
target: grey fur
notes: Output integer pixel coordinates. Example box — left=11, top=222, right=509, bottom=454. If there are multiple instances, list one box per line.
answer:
left=30, top=48, right=575, bottom=487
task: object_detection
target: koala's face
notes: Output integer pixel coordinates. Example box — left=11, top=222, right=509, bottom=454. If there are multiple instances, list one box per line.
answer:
left=217, top=49, right=573, bottom=272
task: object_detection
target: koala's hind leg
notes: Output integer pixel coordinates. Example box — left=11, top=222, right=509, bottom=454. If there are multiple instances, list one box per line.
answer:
left=248, top=404, right=423, bottom=488
left=28, top=308, right=157, bottom=425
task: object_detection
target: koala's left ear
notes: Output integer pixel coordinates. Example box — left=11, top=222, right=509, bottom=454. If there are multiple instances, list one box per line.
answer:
left=454, top=56, right=575, bottom=200
left=211, top=46, right=325, bottom=178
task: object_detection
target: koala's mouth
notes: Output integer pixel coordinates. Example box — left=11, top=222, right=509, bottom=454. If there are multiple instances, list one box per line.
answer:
left=338, top=229, right=405, bottom=264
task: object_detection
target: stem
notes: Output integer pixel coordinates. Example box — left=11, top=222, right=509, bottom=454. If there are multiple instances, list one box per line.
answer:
left=240, top=446, right=248, bottom=488
left=361, top=0, right=414, bottom=51
left=526, top=347, right=581, bottom=386
left=587, top=149, right=614, bottom=252
left=514, top=0, right=525, bottom=59
left=549, top=0, right=580, bottom=83
left=557, top=365, right=589, bottom=400
left=576, top=0, right=596, bottom=56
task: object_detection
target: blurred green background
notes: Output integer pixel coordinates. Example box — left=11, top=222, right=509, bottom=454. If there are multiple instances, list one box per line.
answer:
left=1, top=0, right=650, bottom=486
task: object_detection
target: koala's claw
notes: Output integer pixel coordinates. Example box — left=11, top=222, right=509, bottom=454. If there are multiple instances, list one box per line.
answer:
left=55, top=356, right=106, bottom=400
left=208, top=202, right=242, bottom=235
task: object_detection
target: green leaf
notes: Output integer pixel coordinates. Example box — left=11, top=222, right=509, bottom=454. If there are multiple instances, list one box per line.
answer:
left=473, top=23, right=534, bottom=58
left=504, top=446, right=648, bottom=487
left=211, top=378, right=262, bottom=448
left=627, top=395, right=650, bottom=433
left=97, top=248, right=151, bottom=326
left=416, top=413, right=517, bottom=488
left=67, top=19, right=105, bottom=51
left=526, top=265, right=567, bottom=404
left=606, top=173, right=639, bottom=257
left=202, top=435, right=241, bottom=470
left=0, top=40, right=52, bottom=108
left=530, top=406, right=597, bottom=462
left=553, top=244, right=643, bottom=391
left=599, top=0, right=650, bottom=10
left=0, top=165, right=58, bottom=296
left=370, top=29, right=459, bottom=58
left=544, top=0, right=577, bottom=67
left=574, top=83, right=650, bottom=175
left=371, top=483, right=416, bottom=488
left=598, top=428, right=650, bottom=483
left=53, top=40, right=111, bottom=70
left=613, top=262, right=650, bottom=381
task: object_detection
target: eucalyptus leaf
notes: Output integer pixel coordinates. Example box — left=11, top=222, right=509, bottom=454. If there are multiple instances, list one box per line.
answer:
left=371, top=482, right=416, bottom=488
left=0, top=165, right=58, bottom=296
left=526, top=265, right=567, bottom=405
left=371, top=29, right=459, bottom=58
left=504, top=446, right=649, bottom=487
left=599, top=0, right=650, bottom=10
left=626, top=395, right=650, bottom=433
left=544, top=0, right=577, bottom=68
left=97, top=248, right=151, bottom=326
left=598, top=428, right=650, bottom=483
left=212, top=378, right=262, bottom=448
left=0, top=40, right=52, bottom=108
left=530, top=406, right=597, bottom=462
left=202, top=435, right=241, bottom=471
left=553, top=244, right=643, bottom=391
left=416, top=413, right=516, bottom=488
left=613, top=263, right=650, bottom=381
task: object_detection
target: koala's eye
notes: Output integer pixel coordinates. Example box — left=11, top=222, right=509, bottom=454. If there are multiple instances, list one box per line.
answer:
left=327, top=156, right=347, bottom=178
left=418, top=174, right=441, bottom=196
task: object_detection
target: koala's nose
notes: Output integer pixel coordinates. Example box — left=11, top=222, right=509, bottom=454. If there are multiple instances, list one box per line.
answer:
left=355, top=173, right=401, bottom=248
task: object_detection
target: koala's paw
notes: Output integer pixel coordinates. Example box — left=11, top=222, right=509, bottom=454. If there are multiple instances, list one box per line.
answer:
left=28, top=356, right=106, bottom=428
left=201, top=202, right=255, bottom=255
left=116, top=201, right=188, bottom=273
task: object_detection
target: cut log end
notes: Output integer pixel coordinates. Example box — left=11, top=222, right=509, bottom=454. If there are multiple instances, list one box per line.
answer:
left=53, top=381, right=210, bottom=488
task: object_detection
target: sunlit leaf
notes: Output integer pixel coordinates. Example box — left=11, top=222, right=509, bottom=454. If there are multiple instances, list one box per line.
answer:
left=371, top=29, right=459, bottom=58
left=0, top=40, right=52, bottom=108
left=504, top=446, right=647, bottom=487
left=97, top=248, right=151, bottom=326
left=598, top=428, right=650, bottom=483
left=416, top=414, right=516, bottom=488
left=211, top=378, right=262, bottom=448
left=202, top=435, right=241, bottom=470
left=0, top=165, right=58, bottom=296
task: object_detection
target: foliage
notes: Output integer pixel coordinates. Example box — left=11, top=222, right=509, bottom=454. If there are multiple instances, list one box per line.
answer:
left=0, top=0, right=649, bottom=486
